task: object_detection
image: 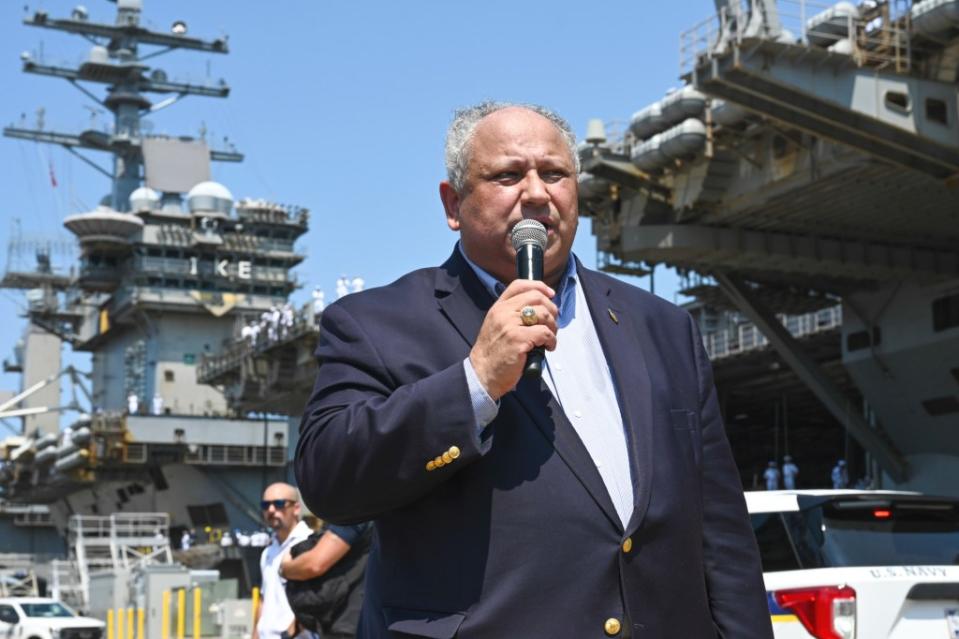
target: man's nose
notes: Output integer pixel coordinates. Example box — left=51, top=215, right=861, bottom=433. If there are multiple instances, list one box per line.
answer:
left=520, top=171, right=549, bottom=206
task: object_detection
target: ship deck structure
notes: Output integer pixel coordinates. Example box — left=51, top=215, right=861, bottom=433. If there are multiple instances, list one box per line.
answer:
left=4, top=1, right=959, bottom=615
left=576, top=0, right=959, bottom=494
left=0, top=0, right=305, bottom=562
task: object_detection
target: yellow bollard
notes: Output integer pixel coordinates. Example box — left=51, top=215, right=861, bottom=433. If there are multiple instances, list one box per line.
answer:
left=177, top=588, right=186, bottom=639
left=117, top=607, right=125, bottom=639
left=137, top=608, right=145, bottom=639
left=251, top=586, right=259, bottom=622
left=161, top=591, right=171, bottom=639
left=126, top=608, right=134, bottom=639
left=107, top=609, right=115, bottom=639
left=192, top=587, right=202, bottom=639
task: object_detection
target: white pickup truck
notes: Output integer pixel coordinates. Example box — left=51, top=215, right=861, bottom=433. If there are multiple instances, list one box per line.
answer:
left=746, top=490, right=959, bottom=639
left=0, top=598, right=104, bottom=639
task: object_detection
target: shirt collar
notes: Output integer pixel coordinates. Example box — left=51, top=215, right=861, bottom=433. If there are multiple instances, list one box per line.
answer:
left=273, top=520, right=310, bottom=550
left=456, top=241, right=578, bottom=326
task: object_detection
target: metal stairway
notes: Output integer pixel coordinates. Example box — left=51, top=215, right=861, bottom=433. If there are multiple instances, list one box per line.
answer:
left=67, top=513, right=173, bottom=611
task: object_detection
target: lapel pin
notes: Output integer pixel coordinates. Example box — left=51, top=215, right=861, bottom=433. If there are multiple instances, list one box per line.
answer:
left=608, top=308, right=619, bottom=324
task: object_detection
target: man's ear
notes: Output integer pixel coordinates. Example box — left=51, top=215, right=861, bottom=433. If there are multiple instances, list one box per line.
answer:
left=439, top=181, right=461, bottom=231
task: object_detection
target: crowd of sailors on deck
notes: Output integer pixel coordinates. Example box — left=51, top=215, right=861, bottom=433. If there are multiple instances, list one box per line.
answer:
left=238, top=276, right=365, bottom=348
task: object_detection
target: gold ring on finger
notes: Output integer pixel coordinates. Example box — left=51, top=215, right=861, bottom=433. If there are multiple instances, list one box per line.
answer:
left=520, top=306, right=538, bottom=327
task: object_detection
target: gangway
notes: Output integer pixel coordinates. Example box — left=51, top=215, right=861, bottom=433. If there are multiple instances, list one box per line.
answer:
left=67, top=513, right=173, bottom=611
left=50, top=559, right=84, bottom=610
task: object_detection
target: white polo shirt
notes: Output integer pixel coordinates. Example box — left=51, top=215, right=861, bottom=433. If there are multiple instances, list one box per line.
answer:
left=257, top=521, right=312, bottom=639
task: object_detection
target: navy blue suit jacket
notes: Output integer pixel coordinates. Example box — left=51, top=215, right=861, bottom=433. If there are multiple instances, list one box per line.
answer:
left=296, top=248, right=772, bottom=638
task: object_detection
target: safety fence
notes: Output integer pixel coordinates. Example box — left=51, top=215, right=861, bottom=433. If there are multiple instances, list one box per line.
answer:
left=703, top=305, right=842, bottom=360
left=680, top=0, right=913, bottom=75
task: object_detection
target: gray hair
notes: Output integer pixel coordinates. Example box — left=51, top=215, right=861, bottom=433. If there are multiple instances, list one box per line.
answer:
left=444, top=101, right=580, bottom=193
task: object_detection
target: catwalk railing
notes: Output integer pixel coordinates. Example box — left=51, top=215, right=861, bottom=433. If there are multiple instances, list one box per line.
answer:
left=680, top=0, right=913, bottom=76
left=197, top=304, right=320, bottom=383
left=68, top=512, right=173, bottom=611
left=703, top=304, right=842, bottom=360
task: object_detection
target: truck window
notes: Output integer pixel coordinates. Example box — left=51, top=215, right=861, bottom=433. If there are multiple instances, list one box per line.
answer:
left=815, top=498, right=959, bottom=567
left=0, top=605, right=19, bottom=624
left=751, top=512, right=802, bottom=572
left=19, top=602, right=74, bottom=618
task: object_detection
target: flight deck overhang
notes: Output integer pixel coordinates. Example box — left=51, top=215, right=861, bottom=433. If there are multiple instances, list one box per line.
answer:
left=580, top=152, right=669, bottom=197
left=621, top=224, right=959, bottom=288
left=689, top=38, right=959, bottom=181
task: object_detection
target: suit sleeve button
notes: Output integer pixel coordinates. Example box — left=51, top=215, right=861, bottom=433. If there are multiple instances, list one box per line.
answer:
left=604, top=618, right=621, bottom=636
left=434, top=455, right=445, bottom=468
left=426, top=460, right=436, bottom=472
left=621, top=537, right=633, bottom=553
left=441, top=452, right=453, bottom=464
left=448, top=445, right=460, bottom=459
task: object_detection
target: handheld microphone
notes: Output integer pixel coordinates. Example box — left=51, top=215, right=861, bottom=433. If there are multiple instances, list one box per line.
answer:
left=510, top=219, right=548, bottom=378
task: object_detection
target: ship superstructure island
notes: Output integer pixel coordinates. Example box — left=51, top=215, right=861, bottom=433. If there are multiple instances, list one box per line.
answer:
left=577, top=0, right=959, bottom=493
left=0, top=0, right=306, bottom=537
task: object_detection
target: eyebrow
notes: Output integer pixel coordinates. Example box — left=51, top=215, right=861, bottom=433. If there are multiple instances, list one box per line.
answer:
left=486, top=154, right=570, bottom=168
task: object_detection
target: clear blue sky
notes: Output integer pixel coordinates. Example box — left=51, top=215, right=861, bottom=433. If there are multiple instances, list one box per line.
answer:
left=0, top=1, right=709, bottom=411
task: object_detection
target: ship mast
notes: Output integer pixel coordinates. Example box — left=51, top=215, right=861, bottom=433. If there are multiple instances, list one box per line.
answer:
left=0, top=2, right=305, bottom=568
left=3, top=0, right=242, bottom=211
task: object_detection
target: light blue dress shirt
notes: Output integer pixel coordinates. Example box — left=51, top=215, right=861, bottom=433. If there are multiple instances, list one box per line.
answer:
left=459, top=244, right=635, bottom=527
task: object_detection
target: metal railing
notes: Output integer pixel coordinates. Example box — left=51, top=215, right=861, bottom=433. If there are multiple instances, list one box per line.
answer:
left=50, top=559, right=84, bottom=610
left=66, top=512, right=173, bottom=611
left=184, top=444, right=287, bottom=466
left=197, top=304, right=320, bottom=383
left=680, top=11, right=723, bottom=76
left=236, top=199, right=309, bottom=227
left=703, top=304, right=842, bottom=359
left=255, top=238, right=297, bottom=253
left=111, top=513, right=174, bottom=570
left=680, top=0, right=912, bottom=76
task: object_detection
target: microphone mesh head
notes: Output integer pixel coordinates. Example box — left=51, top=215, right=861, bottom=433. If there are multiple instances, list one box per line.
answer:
left=510, top=219, right=548, bottom=252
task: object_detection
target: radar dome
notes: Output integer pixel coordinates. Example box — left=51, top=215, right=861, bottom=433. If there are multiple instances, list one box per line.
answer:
left=129, top=187, right=160, bottom=212
left=117, top=0, right=143, bottom=10
left=187, top=181, right=234, bottom=215
left=88, top=45, right=109, bottom=65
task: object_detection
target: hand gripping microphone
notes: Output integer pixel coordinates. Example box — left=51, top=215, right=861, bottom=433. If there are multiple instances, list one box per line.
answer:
left=510, top=219, right=548, bottom=378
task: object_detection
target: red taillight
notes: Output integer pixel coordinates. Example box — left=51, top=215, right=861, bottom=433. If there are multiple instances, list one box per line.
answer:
left=873, top=508, right=891, bottom=519
left=774, top=585, right=856, bottom=639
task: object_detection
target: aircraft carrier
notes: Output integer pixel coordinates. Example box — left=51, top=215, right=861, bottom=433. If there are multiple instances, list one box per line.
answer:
left=577, top=0, right=959, bottom=494
left=0, top=0, right=304, bottom=568
left=200, top=0, right=959, bottom=496
left=4, top=0, right=959, bottom=596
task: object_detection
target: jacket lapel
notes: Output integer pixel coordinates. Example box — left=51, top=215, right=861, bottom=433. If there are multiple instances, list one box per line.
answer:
left=433, top=249, right=649, bottom=533
left=434, top=249, right=495, bottom=348
left=577, top=264, right=655, bottom=535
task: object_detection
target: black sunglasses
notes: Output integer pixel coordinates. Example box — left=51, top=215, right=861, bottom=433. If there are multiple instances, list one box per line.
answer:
left=260, top=499, right=294, bottom=511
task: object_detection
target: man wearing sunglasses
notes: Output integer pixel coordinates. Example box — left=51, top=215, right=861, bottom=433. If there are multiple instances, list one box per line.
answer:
left=254, top=482, right=311, bottom=639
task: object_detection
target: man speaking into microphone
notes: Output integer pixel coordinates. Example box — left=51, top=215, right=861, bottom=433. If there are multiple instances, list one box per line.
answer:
left=296, top=102, right=772, bottom=638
